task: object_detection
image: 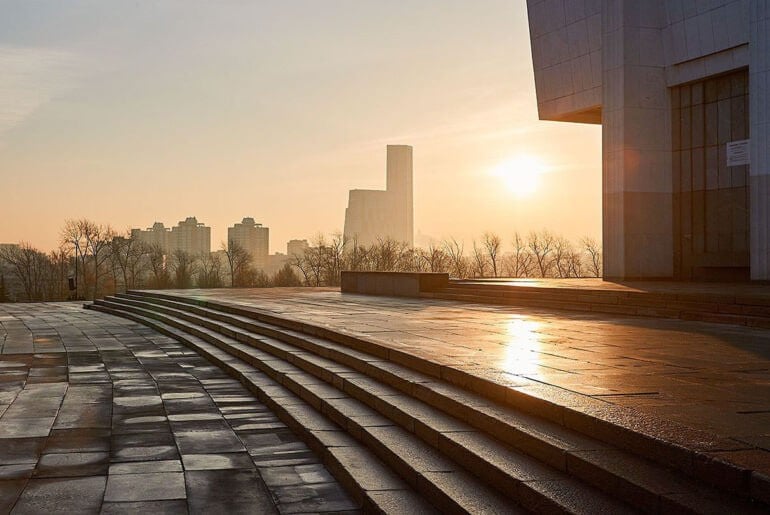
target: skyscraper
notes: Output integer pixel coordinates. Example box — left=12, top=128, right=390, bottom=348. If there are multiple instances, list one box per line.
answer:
left=343, top=145, right=414, bottom=247
left=228, top=217, right=269, bottom=270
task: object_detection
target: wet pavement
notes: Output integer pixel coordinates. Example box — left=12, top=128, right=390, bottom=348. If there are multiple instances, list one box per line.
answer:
left=153, top=287, right=770, bottom=453
left=455, top=277, right=770, bottom=299
left=0, top=303, right=357, bottom=514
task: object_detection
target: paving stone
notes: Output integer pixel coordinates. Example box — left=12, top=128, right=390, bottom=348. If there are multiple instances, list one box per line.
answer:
left=104, top=471, right=186, bottom=502
left=0, top=418, right=55, bottom=438
left=0, top=463, right=36, bottom=480
left=99, top=499, right=189, bottom=514
left=11, top=476, right=106, bottom=514
left=174, top=430, right=246, bottom=454
left=180, top=453, right=255, bottom=471
left=0, top=438, right=46, bottom=464
left=0, top=479, right=27, bottom=513
left=34, top=452, right=110, bottom=478
left=108, top=459, right=183, bottom=475
left=111, top=444, right=180, bottom=463
left=184, top=470, right=277, bottom=514
left=270, top=482, right=361, bottom=514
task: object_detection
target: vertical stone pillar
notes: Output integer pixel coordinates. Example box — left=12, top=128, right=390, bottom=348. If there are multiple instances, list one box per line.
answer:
left=601, top=0, right=672, bottom=279
left=750, top=2, right=770, bottom=279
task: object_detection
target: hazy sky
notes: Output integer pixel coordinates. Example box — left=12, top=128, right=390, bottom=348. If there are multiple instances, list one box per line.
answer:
left=0, top=0, right=601, bottom=253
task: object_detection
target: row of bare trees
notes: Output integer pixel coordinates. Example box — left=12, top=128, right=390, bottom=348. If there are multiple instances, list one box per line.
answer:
left=0, top=219, right=306, bottom=302
left=289, top=231, right=602, bottom=287
left=1, top=218, right=602, bottom=301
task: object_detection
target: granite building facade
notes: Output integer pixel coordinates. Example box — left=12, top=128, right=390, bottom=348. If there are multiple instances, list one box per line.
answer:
left=527, top=0, right=770, bottom=280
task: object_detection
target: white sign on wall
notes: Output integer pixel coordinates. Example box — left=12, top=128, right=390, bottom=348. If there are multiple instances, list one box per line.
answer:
left=726, top=139, right=750, bottom=167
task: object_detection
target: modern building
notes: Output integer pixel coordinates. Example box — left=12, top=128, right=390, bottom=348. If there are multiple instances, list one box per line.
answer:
left=343, top=145, right=414, bottom=247
left=169, top=217, right=211, bottom=256
left=287, top=239, right=309, bottom=258
left=526, top=1, right=769, bottom=280
left=130, top=222, right=171, bottom=252
left=228, top=217, right=269, bottom=270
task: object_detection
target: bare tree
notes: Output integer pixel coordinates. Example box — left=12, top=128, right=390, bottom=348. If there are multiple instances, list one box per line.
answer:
left=61, top=219, right=90, bottom=299
left=345, top=236, right=367, bottom=271
left=243, top=267, right=271, bottom=288
left=171, top=250, right=198, bottom=289
left=291, top=252, right=312, bottom=286
left=223, top=240, right=252, bottom=287
left=273, top=263, right=302, bottom=287
left=528, top=230, right=556, bottom=278
left=504, top=232, right=533, bottom=278
left=483, top=232, right=502, bottom=277
left=418, top=244, right=448, bottom=273
left=302, top=235, right=327, bottom=286
left=323, top=232, right=346, bottom=286
left=49, top=247, right=71, bottom=300
left=111, top=232, right=149, bottom=291
left=442, top=237, right=468, bottom=278
left=370, top=237, right=409, bottom=273
left=86, top=223, right=115, bottom=299
left=582, top=236, right=602, bottom=278
left=198, top=252, right=223, bottom=288
left=552, top=236, right=574, bottom=278
left=147, top=243, right=171, bottom=289
left=471, top=240, right=490, bottom=278
left=0, top=243, right=53, bottom=301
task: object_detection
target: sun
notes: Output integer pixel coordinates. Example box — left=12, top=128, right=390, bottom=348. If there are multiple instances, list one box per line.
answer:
left=490, top=155, right=549, bottom=197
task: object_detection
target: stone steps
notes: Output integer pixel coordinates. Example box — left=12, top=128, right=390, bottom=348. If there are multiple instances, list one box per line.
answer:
left=87, top=291, right=769, bottom=513
left=423, top=284, right=770, bottom=329
left=94, top=297, right=623, bottom=514
left=90, top=302, right=442, bottom=514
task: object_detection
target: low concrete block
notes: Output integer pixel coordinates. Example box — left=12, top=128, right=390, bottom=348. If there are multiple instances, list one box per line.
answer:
left=340, top=272, right=449, bottom=298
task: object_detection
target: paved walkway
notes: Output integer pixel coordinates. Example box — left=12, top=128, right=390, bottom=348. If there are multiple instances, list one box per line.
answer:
left=0, top=303, right=356, bottom=514
left=155, top=287, right=770, bottom=455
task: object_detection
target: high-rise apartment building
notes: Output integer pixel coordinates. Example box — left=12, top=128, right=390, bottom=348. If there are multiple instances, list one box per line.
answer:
left=287, top=239, right=309, bottom=258
left=169, top=217, right=211, bottom=256
left=228, top=217, right=269, bottom=270
left=130, top=222, right=171, bottom=252
left=343, top=145, right=414, bottom=247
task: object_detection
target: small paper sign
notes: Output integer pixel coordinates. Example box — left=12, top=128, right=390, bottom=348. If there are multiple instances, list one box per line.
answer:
left=726, top=139, right=750, bottom=167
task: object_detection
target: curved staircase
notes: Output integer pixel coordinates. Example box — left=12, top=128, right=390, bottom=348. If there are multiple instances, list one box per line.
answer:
left=87, top=291, right=769, bottom=514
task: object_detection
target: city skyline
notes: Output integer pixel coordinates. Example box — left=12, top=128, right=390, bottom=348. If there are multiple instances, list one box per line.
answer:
left=0, top=1, right=601, bottom=253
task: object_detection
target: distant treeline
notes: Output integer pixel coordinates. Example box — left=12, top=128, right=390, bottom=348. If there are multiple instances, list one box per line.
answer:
left=0, top=218, right=601, bottom=302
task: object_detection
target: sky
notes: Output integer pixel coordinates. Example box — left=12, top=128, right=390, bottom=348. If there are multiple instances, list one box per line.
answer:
left=0, top=0, right=601, bottom=254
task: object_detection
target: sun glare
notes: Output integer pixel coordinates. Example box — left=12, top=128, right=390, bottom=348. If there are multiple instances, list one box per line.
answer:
left=490, top=155, right=549, bottom=197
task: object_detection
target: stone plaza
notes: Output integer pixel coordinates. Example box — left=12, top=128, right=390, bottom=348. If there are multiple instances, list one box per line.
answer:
left=2, top=287, right=768, bottom=512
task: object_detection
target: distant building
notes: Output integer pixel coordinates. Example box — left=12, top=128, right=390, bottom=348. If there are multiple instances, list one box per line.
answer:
left=287, top=239, right=309, bottom=258
left=170, top=217, right=211, bottom=256
left=526, top=2, right=770, bottom=280
left=344, top=145, right=414, bottom=247
left=228, top=217, right=269, bottom=270
left=130, top=222, right=170, bottom=252
left=265, top=253, right=289, bottom=275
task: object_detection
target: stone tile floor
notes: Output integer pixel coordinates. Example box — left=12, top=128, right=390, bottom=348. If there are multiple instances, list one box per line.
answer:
left=0, top=303, right=358, bottom=514
left=156, top=287, right=770, bottom=453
